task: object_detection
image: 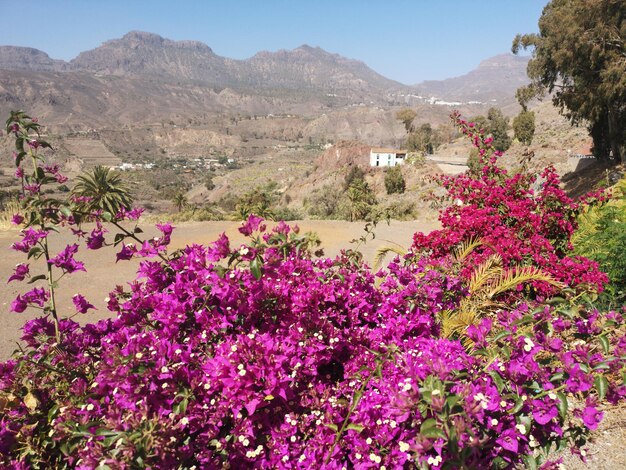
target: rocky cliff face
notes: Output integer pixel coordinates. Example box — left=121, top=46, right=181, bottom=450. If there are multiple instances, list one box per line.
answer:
left=70, top=31, right=238, bottom=84
left=62, top=32, right=402, bottom=97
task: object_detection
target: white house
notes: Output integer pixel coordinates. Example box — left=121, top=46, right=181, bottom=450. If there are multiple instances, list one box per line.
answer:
left=369, top=147, right=407, bottom=167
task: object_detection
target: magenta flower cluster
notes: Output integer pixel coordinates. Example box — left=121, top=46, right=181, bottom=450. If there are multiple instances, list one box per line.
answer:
left=1, top=111, right=625, bottom=469
left=413, top=112, right=609, bottom=297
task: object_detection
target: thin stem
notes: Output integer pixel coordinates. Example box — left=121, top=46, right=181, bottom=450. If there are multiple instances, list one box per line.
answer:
left=112, top=220, right=169, bottom=263
left=29, top=148, right=60, bottom=343
left=41, top=234, right=60, bottom=343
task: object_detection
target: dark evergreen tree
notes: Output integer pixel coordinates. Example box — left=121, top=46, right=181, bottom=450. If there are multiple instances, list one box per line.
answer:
left=513, top=0, right=626, bottom=162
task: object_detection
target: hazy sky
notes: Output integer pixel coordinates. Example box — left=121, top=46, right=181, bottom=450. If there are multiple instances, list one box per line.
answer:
left=0, top=0, right=548, bottom=84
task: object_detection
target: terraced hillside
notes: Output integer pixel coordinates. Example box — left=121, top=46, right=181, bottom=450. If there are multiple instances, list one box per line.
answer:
left=61, top=138, right=121, bottom=168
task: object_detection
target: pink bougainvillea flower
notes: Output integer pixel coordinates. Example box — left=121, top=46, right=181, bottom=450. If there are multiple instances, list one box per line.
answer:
left=11, top=287, right=49, bottom=313
left=578, top=405, right=604, bottom=430
left=11, top=228, right=47, bottom=253
left=72, top=294, right=95, bottom=314
left=48, top=244, right=85, bottom=274
left=239, top=214, right=265, bottom=236
left=7, top=264, right=29, bottom=283
left=86, top=226, right=107, bottom=250
left=116, top=244, right=137, bottom=262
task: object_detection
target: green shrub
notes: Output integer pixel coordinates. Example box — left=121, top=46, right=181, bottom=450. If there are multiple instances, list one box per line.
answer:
left=573, top=177, right=626, bottom=303
left=513, top=110, right=536, bottom=145
left=384, top=166, right=406, bottom=194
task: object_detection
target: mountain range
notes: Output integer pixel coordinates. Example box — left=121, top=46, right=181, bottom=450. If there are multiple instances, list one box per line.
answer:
left=0, top=31, right=530, bottom=131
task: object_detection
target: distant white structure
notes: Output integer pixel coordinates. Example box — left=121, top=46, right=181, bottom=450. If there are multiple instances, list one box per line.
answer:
left=369, top=147, right=407, bottom=167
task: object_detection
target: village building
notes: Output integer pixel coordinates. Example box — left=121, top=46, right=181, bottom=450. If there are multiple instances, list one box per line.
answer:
left=369, top=147, right=407, bottom=167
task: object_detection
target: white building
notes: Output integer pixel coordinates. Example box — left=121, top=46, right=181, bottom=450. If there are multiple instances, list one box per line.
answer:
left=369, top=147, right=407, bottom=167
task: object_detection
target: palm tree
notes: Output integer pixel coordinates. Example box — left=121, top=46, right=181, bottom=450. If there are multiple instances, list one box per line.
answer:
left=172, top=192, right=188, bottom=213
left=71, top=166, right=132, bottom=215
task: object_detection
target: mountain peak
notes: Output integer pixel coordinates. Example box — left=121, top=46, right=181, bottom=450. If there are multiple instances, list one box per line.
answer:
left=121, top=30, right=165, bottom=42
left=413, top=53, right=530, bottom=106
left=477, top=53, right=529, bottom=69
left=117, top=31, right=213, bottom=53
left=0, top=45, right=67, bottom=72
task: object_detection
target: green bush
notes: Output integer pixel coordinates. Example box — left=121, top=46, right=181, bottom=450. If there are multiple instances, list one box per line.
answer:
left=573, top=177, right=626, bottom=303
left=513, top=110, right=536, bottom=145
left=384, top=166, right=406, bottom=194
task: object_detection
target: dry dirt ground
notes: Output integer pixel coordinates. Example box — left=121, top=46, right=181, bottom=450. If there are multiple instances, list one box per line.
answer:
left=1, top=219, right=624, bottom=469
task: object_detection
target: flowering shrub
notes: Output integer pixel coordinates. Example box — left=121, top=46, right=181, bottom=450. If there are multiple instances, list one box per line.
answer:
left=0, top=112, right=625, bottom=469
left=412, top=112, right=609, bottom=297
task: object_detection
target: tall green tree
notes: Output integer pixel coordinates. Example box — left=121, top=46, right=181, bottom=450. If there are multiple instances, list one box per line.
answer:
left=512, top=0, right=626, bottom=163
left=469, top=109, right=512, bottom=152
left=395, top=108, right=417, bottom=133
left=486, top=108, right=512, bottom=152
left=172, top=192, right=188, bottom=213
left=407, top=123, right=436, bottom=154
left=347, top=179, right=377, bottom=221
left=513, top=110, right=536, bottom=145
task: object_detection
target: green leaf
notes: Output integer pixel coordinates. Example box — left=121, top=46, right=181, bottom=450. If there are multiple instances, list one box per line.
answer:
left=492, top=330, right=512, bottom=342
left=114, top=233, right=126, bottom=246
left=487, top=370, right=505, bottom=393
left=594, top=375, right=608, bottom=400
left=27, top=274, right=47, bottom=284
left=556, top=392, right=568, bottom=419
left=102, top=211, right=113, bottom=222
left=420, top=418, right=446, bottom=438
left=346, top=423, right=364, bottom=433
left=420, top=418, right=438, bottom=432
left=250, top=257, right=262, bottom=280
left=59, top=206, right=73, bottom=218
left=47, top=404, right=59, bottom=422
left=549, top=372, right=564, bottom=382
left=491, top=457, right=508, bottom=469
left=324, top=423, right=338, bottom=432
left=27, top=246, right=43, bottom=260
left=419, top=420, right=446, bottom=439
left=509, top=396, right=525, bottom=415
left=35, top=166, right=45, bottom=182
left=516, top=314, right=535, bottom=326
left=15, top=151, right=26, bottom=167
left=523, top=454, right=538, bottom=470
left=598, top=335, right=610, bottom=354
left=445, top=395, right=461, bottom=411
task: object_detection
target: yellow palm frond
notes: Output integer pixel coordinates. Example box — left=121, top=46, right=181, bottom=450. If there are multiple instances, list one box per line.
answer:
left=452, top=238, right=484, bottom=263
left=488, top=266, right=565, bottom=299
left=373, top=242, right=407, bottom=270
left=468, top=254, right=503, bottom=294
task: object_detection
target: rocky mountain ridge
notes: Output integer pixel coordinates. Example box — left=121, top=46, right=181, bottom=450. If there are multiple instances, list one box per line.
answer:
left=1, top=31, right=529, bottom=105
left=1, top=31, right=404, bottom=99
left=0, top=31, right=530, bottom=152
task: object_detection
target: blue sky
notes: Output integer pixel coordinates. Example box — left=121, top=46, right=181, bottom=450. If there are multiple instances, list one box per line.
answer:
left=0, top=1, right=547, bottom=84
